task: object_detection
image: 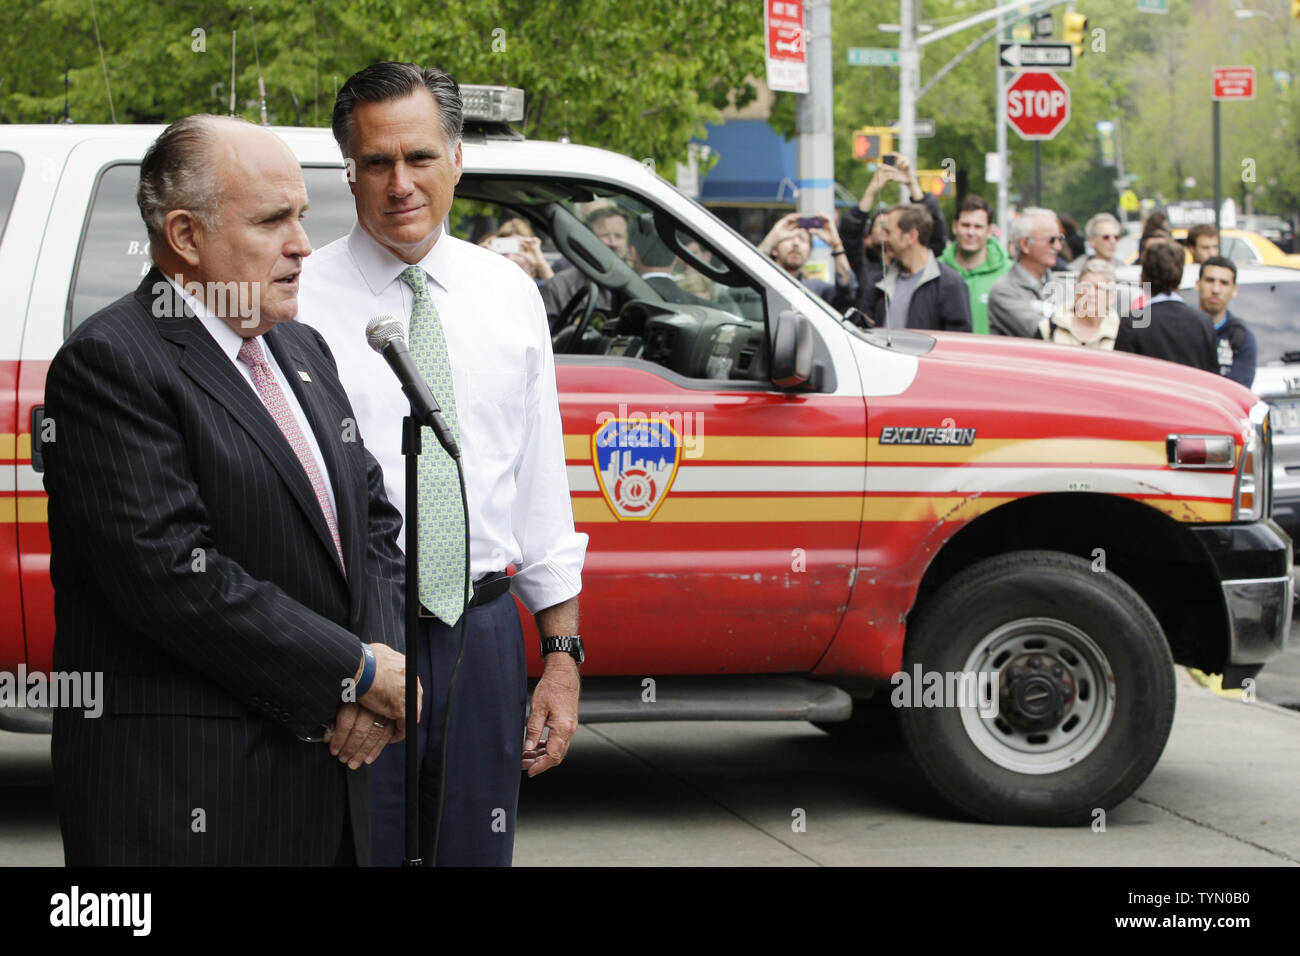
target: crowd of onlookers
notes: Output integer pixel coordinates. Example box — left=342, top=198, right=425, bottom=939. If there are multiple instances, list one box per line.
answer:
left=805, top=157, right=1257, bottom=388
left=472, top=156, right=1258, bottom=389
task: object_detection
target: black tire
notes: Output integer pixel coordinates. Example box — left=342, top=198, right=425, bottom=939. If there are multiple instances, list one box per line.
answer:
left=898, top=549, right=1175, bottom=826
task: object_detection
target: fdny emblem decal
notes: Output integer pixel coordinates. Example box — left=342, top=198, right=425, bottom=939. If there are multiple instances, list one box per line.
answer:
left=592, top=418, right=682, bottom=521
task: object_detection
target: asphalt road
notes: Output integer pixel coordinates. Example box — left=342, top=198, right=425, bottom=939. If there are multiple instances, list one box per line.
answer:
left=2, top=629, right=1297, bottom=867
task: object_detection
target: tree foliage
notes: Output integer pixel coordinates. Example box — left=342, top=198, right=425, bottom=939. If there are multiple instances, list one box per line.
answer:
left=0, top=0, right=763, bottom=171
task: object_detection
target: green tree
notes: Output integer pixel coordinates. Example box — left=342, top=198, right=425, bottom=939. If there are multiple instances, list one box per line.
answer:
left=0, top=0, right=763, bottom=172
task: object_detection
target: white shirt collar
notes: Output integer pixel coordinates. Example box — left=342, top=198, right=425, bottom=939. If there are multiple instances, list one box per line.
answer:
left=346, top=222, right=456, bottom=296
left=165, top=274, right=249, bottom=363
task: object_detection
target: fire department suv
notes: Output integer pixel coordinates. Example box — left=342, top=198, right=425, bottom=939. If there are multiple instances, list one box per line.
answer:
left=0, top=96, right=1291, bottom=827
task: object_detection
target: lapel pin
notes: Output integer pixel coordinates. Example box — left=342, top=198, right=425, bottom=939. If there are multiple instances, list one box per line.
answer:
left=297, top=370, right=313, bottom=382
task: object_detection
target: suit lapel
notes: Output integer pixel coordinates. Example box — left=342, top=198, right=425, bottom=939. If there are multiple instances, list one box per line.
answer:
left=265, top=326, right=362, bottom=589
left=139, top=271, right=347, bottom=583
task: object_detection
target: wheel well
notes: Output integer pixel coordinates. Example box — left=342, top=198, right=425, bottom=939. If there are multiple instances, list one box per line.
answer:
left=909, top=493, right=1230, bottom=672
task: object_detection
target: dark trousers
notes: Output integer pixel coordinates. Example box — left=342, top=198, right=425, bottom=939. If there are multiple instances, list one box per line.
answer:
left=368, top=592, right=527, bottom=866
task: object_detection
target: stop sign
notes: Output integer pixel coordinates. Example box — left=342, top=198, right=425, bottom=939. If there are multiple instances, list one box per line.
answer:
left=1006, top=70, right=1070, bottom=140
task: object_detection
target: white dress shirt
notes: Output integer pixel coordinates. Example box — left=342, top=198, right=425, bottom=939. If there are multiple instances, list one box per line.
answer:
left=172, top=277, right=337, bottom=518
left=297, top=225, right=587, bottom=613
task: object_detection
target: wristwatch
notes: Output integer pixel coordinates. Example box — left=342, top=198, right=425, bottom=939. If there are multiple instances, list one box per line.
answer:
left=541, top=634, right=584, bottom=665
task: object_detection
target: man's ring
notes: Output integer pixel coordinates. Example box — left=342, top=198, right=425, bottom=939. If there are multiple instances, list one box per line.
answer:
left=373, top=720, right=385, bottom=728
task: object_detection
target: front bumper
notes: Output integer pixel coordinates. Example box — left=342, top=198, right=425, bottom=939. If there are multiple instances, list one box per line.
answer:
left=1190, top=519, right=1293, bottom=687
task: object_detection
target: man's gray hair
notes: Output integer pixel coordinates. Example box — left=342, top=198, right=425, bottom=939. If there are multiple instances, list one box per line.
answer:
left=332, top=61, right=463, bottom=156
left=137, top=115, right=232, bottom=259
left=1007, top=207, right=1057, bottom=259
left=1077, top=257, right=1116, bottom=282
left=1084, top=212, right=1120, bottom=240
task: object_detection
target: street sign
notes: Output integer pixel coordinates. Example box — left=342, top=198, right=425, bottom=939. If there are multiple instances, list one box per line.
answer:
left=886, top=118, right=936, bottom=137
left=1096, top=120, right=1117, bottom=166
left=1120, top=190, right=1140, bottom=213
left=847, top=47, right=899, bottom=67
left=1137, top=0, right=1168, bottom=13
left=1212, top=66, right=1256, bottom=100
left=998, top=42, right=1074, bottom=71
left=1006, top=71, right=1071, bottom=140
left=764, top=0, right=808, bottom=93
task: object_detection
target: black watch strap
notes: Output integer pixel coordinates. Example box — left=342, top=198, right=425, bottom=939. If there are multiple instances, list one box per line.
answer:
left=541, top=634, right=584, bottom=665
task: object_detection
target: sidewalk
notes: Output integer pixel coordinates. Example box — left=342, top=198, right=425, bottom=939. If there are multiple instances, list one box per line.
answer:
left=515, top=669, right=1300, bottom=866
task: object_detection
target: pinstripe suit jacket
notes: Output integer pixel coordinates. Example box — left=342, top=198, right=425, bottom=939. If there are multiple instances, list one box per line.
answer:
left=43, top=270, right=405, bottom=865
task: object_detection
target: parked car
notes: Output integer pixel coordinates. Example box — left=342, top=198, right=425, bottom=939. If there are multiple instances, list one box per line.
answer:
left=1236, top=214, right=1296, bottom=255
left=0, top=103, right=1290, bottom=826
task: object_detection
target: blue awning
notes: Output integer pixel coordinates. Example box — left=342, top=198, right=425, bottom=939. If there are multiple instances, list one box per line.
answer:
left=693, top=120, right=798, bottom=205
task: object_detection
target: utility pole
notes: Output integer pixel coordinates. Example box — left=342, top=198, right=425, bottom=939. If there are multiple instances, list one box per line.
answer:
left=898, top=0, right=919, bottom=170
left=797, top=0, right=835, bottom=273
left=995, top=9, right=1009, bottom=240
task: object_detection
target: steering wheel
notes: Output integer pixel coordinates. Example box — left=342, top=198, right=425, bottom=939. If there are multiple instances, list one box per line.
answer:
left=554, top=280, right=601, bottom=354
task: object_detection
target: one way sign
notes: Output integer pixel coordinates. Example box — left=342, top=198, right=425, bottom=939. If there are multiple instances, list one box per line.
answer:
left=998, top=42, right=1074, bottom=71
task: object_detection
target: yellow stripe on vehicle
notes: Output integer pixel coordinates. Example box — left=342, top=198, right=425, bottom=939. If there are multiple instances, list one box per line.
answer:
left=571, top=492, right=1232, bottom=525
left=572, top=495, right=866, bottom=524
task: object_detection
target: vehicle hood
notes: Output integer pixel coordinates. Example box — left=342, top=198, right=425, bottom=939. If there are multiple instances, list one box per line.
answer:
left=899, top=332, right=1257, bottom=438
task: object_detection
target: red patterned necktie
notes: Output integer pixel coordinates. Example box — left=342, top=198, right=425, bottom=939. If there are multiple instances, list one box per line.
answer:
left=236, top=336, right=345, bottom=571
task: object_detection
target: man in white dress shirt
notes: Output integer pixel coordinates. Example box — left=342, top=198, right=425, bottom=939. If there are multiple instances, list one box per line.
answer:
left=297, top=62, right=588, bottom=866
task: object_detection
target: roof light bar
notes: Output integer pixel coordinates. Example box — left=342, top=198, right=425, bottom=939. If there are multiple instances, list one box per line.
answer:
left=461, top=85, right=525, bottom=124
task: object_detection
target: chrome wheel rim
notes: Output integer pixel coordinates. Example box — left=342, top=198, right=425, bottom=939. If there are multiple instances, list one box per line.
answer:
left=957, top=617, right=1117, bottom=775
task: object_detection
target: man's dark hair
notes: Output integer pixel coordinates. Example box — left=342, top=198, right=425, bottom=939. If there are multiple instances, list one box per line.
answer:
left=1187, top=223, right=1218, bottom=246
left=955, top=194, right=992, bottom=223
left=332, top=61, right=463, bottom=156
left=1199, top=254, right=1237, bottom=282
left=891, top=203, right=933, bottom=246
left=1140, top=237, right=1186, bottom=295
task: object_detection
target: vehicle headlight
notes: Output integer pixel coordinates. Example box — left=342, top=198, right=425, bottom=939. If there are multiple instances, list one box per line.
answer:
left=1234, top=401, right=1273, bottom=521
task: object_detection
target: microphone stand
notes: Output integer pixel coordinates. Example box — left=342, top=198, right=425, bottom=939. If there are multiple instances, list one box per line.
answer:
left=401, top=413, right=422, bottom=867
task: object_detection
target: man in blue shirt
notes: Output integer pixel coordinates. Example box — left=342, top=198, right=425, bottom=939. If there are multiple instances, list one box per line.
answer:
left=1195, top=256, right=1257, bottom=388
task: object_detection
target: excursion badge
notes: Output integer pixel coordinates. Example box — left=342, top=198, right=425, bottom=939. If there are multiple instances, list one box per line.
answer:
left=592, top=417, right=682, bottom=520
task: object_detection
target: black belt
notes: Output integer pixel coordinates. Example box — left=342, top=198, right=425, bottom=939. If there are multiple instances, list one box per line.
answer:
left=418, top=571, right=510, bottom=619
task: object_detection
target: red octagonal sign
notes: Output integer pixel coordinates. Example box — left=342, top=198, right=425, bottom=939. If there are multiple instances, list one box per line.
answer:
left=1007, top=70, right=1071, bottom=141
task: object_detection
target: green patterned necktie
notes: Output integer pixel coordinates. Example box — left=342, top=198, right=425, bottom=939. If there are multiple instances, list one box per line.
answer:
left=399, top=265, right=469, bottom=625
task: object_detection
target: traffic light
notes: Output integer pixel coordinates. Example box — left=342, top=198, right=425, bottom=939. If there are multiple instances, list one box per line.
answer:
left=1063, top=11, right=1088, bottom=58
left=917, top=170, right=954, bottom=198
left=853, top=132, right=881, bottom=161
left=851, top=127, right=894, bottom=162
left=1033, top=12, right=1054, bottom=37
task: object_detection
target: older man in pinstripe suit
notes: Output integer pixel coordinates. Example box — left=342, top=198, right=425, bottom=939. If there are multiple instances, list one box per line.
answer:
left=42, top=116, right=412, bottom=865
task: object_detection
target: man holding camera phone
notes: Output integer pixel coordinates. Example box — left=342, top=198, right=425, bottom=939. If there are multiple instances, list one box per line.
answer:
left=757, top=209, right=858, bottom=312
left=837, top=153, right=948, bottom=316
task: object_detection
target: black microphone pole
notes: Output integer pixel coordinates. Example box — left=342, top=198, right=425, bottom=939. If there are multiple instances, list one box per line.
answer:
left=367, top=316, right=462, bottom=868
left=400, top=413, right=422, bottom=867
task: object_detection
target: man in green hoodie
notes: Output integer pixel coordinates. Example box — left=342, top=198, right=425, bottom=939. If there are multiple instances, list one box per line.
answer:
left=938, top=195, right=1011, bottom=334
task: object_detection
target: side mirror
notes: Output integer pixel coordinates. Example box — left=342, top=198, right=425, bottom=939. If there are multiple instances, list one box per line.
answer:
left=770, top=309, right=813, bottom=389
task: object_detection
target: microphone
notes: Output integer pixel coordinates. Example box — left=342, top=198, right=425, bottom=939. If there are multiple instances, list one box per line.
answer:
left=365, top=316, right=461, bottom=459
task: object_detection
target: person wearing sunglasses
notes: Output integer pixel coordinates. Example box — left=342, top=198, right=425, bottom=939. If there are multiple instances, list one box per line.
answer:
left=1070, top=213, right=1123, bottom=272
left=988, top=207, right=1065, bottom=337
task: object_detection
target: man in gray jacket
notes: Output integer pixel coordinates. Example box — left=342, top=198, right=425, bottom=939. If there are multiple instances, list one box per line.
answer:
left=988, top=207, right=1064, bottom=337
left=870, top=203, right=971, bottom=332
